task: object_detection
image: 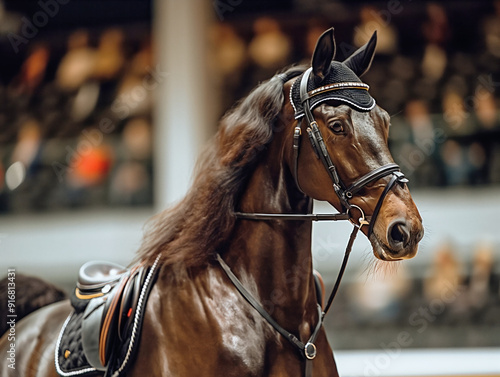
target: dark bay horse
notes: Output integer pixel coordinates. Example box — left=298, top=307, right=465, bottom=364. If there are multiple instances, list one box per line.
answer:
left=0, top=28, right=423, bottom=377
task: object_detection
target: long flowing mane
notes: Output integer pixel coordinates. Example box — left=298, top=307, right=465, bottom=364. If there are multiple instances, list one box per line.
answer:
left=137, top=66, right=305, bottom=267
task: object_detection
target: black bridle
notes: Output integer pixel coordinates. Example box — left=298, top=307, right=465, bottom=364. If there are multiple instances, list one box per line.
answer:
left=236, top=68, right=408, bottom=234
left=293, top=67, right=408, bottom=235
left=218, top=69, right=409, bottom=377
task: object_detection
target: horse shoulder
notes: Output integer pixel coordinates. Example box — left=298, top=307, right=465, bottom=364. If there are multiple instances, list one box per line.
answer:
left=130, top=265, right=270, bottom=376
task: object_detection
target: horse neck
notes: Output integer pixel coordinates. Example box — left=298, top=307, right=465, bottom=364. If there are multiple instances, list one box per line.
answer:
left=224, top=141, right=317, bottom=330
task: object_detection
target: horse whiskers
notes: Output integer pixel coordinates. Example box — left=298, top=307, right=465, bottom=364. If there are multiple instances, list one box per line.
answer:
left=362, top=251, right=401, bottom=281
left=376, top=259, right=401, bottom=277
left=389, top=109, right=404, bottom=117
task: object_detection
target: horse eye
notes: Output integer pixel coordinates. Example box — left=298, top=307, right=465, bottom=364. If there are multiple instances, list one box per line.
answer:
left=330, top=121, right=344, bottom=134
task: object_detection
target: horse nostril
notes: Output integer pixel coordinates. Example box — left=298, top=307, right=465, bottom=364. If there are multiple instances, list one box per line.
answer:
left=391, top=224, right=404, bottom=243
left=388, top=221, right=410, bottom=250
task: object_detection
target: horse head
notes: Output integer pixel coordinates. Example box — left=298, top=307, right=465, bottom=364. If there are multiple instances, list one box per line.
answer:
left=282, top=28, right=424, bottom=261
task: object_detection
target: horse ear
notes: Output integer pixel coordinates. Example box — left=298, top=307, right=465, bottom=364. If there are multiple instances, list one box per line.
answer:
left=343, top=31, right=377, bottom=77
left=311, top=28, right=336, bottom=82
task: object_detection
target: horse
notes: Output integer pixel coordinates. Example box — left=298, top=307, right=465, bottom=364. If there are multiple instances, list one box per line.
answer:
left=0, top=28, right=423, bottom=377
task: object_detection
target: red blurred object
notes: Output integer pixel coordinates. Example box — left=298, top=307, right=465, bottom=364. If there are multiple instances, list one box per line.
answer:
left=71, top=146, right=113, bottom=187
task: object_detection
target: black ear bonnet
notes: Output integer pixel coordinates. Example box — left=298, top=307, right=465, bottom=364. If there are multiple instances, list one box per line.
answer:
left=290, top=61, right=376, bottom=119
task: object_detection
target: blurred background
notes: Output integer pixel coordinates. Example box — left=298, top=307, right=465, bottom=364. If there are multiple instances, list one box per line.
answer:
left=0, top=0, right=499, bottom=375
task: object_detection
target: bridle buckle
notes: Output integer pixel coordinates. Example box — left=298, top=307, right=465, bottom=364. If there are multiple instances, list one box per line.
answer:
left=393, top=171, right=409, bottom=188
left=348, top=204, right=369, bottom=231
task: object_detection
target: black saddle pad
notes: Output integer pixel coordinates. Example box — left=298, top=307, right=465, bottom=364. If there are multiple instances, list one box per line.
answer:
left=56, top=310, right=101, bottom=376
left=55, top=257, right=160, bottom=377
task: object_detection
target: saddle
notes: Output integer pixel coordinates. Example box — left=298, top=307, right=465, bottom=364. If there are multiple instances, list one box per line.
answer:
left=55, top=258, right=160, bottom=377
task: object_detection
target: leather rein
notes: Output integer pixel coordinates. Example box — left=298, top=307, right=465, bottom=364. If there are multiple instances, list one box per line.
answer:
left=217, top=69, right=409, bottom=376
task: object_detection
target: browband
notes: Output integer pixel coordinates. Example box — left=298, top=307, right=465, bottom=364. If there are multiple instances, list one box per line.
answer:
left=309, top=82, right=369, bottom=97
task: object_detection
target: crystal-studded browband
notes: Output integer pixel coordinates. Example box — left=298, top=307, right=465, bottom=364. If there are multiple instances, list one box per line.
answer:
left=308, top=82, right=370, bottom=97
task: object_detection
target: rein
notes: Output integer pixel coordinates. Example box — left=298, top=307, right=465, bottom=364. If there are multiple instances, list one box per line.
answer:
left=216, top=225, right=358, bottom=377
left=217, top=70, right=408, bottom=377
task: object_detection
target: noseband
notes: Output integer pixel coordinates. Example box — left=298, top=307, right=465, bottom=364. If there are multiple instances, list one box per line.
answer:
left=220, top=69, right=409, bottom=377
